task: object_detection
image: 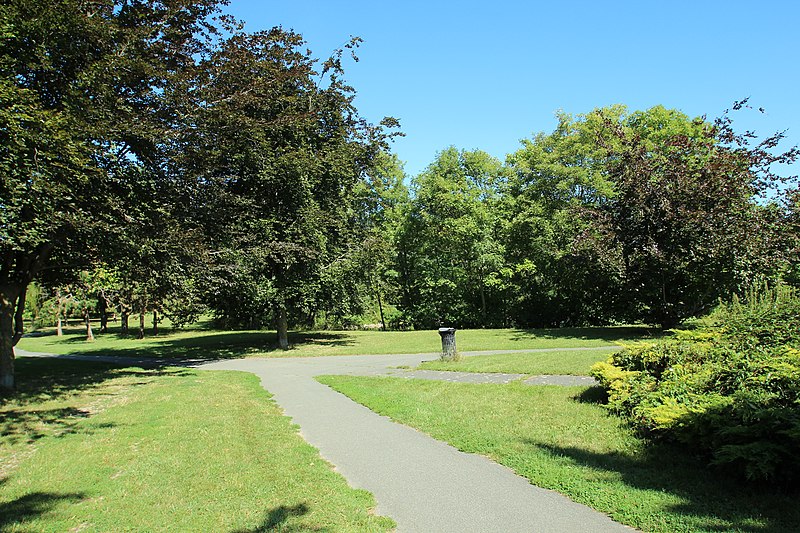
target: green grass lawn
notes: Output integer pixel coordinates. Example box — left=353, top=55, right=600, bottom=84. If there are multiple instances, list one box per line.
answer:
left=418, top=347, right=619, bottom=375
left=17, top=323, right=658, bottom=362
left=318, top=375, right=799, bottom=533
left=1, top=358, right=394, bottom=532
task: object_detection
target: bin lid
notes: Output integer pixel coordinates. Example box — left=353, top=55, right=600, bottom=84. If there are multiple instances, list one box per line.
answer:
left=438, top=327, right=456, bottom=333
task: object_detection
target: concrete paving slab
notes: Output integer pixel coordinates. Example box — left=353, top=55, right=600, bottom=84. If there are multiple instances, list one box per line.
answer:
left=385, top=368, right=526, bottom=384
left=524, top=375, right=600, bottom=387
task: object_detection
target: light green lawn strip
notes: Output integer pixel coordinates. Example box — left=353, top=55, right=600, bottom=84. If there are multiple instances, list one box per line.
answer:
left=1, top=359, right=394, bottom=532
left=318, top=375, right=798, bottom=533
left=418, top=348, right=619, bottom=375
left=18, top=324, right=657, bottom=361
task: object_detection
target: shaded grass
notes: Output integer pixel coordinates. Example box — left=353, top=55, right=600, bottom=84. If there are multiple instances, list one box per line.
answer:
left=419, top=347, right=619, bottom=375
left=18, top=324, right=657, bottom=362
left=318, top=376, right=799, bottom=533
left=1, top=359, right=394, bottom=532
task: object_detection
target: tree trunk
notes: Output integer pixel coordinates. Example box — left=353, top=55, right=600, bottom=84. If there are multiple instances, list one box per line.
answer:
left=121, top=307, right=129, bottom=334
left=377, top=290, right=386, bottom=331
left=13, top=285, right=26, bottom=346
left=152, top=309, right=158, bottom=335
left=84, top=307, right=95, bottom=342
left=0, top=286, right=22, bottom=393
left=277, top=305, right=289, bottom=350
left=99, top=296, right=108, bottom=333
left=138, top=310, right=145, bottom=339
left=479, top=281, right=487, bottom=324
left=56, top=295, right=64, bottom=336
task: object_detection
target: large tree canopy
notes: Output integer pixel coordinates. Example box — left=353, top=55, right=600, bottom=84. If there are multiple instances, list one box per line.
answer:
left=496, top=105, right=797, bottom=329
left=396, top=147, right=506, bottom=328
left=0, top=0, right=223, bottom=390
left=586, top=104, right=797, bottom=328
left=175, top=28, right=399, bottom=348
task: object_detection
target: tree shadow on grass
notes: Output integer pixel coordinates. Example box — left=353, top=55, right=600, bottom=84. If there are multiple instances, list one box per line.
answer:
left=509, top=326, right=666, bottom=344
left=522, top=439, right=800, bottom=532
left=572, top=385, right=607, bottom=404
left=232, top=503, right=322, bottom=532
left=29, top=331, right=356, bottom=364
left=1, top=358, right=187, bottom=443
left=0, top=479, right=86, bottom=530
left=0, top=406, right=91, bottom=445
left=3, top=358, right=189, bottom=405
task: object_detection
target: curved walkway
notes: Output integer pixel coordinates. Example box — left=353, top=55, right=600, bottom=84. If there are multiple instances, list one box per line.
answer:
left=17, top=347, right=622, bottom=532
left=199, top=353, right=626, bottom=533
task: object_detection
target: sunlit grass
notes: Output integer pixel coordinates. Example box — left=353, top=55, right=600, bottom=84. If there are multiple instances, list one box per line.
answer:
left=0, top=359, right=394, bottom=532
left=18, top=324, right=657, bottom=362
left=418, top=347, right=619, bottom=375
left=319, top=375, right=799, bottom=533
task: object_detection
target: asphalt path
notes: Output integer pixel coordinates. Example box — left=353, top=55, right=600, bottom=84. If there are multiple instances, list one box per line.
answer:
left=198, top=353, right=629, bottom=533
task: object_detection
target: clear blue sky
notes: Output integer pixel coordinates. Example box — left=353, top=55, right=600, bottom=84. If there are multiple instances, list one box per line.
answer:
left=226, top=0, right=799, bottom=178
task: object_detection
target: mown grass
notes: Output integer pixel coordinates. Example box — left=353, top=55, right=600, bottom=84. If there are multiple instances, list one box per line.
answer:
left=1, top=358, right=394, bottom=532
left=318, top=375, right=799, bottom=533
left=18, top=324, right=657, bottom=362
left=419, top=347, right=619, bottom=375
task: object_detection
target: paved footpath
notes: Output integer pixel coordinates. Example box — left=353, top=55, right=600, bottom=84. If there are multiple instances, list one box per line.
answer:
left=198, top=352, right=629, bottom=533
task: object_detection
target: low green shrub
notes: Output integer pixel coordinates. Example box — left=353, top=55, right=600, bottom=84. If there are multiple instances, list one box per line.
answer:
left=591, top=285, right=800, bottom=483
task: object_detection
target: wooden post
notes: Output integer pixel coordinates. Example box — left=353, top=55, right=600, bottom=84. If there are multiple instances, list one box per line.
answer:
left=438, top=327, right=458, bottom=361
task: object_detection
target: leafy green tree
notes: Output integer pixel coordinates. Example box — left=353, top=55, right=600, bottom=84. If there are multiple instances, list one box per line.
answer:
left=503, top=107, right=626, bottom=326
left=504, top=104, right=794, bottom=328
left=178, top=28, right=398, bottom=348
left=0, top=0, right=224, bottom=391
left=349, top=152, right=409, bottom=330
left=109, top=163, right=210, bottom=338
left=397, top=147, right=506, bottom=328
left=781, top=188, right=800, bottom=287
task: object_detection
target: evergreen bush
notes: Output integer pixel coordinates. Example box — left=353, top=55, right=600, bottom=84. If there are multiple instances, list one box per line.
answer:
left=592, top=285, right=800, bottom=482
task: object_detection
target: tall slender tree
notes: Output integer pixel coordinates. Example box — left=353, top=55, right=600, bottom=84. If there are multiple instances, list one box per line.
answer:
left=397, top=147, right=506, bottom=328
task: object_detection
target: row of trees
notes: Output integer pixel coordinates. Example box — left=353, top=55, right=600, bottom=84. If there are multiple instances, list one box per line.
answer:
left=389, top=105, right=798, bottom=330
left=33, top=102, right=796, bottom=338
left=2, top=1, right=797, bottom=392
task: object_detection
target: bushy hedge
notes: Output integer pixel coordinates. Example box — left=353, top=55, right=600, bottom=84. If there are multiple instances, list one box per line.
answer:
left=592, top=285, right=800, bottom=482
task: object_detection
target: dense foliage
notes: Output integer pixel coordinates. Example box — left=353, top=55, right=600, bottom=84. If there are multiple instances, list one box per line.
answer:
left=0, top=0, right=225, bottom=388
left=0, top=0, right=397, bottom=388
left=592, top=285, right=800, bottom=483
left=389, top=106, right=797, bottom=329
